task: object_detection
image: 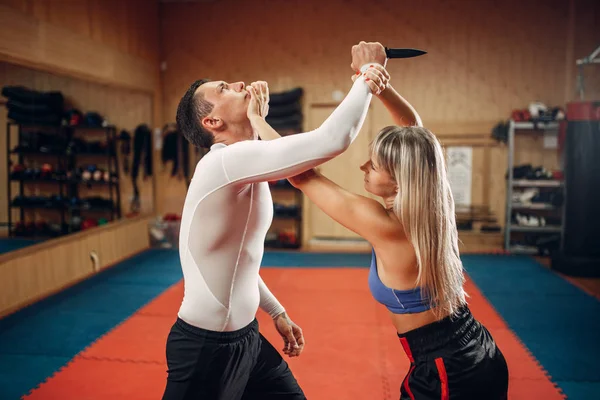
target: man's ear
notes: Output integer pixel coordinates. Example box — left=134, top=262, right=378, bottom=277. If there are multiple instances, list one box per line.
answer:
left=202, top=116, right=224, bottom=131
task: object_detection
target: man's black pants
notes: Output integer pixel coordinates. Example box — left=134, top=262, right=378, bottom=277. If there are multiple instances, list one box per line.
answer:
left=162, top=318, right=306, bottom=400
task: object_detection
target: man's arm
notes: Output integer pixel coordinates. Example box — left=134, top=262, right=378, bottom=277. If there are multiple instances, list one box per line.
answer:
left=254, top=65, right=390, bottom=143
left=258, top=275, right=285, bottom=318
left=259, top=275, right=305, bottom=357
left=220, top=70, right=373, bottom=184
left=255, top=85, right=419, bottom=142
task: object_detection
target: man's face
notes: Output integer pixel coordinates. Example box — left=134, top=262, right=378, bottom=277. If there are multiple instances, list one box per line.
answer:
left=197, top=81, right=250, bottom=128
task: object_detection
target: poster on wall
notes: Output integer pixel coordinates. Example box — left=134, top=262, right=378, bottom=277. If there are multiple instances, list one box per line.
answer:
left=446, top=146, right=472, bottom=207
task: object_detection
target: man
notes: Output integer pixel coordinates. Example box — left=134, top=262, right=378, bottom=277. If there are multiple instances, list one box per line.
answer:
left=163, top=41, right=388, bottom=400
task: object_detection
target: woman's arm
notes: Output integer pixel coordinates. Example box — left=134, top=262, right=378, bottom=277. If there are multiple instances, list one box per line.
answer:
left=288, top=169, right=399, bottom=241
left=377, top=84, right=423, bottom=127
left=348, top=65, right=421, bottom=128
left=251, top=116, right=281, bottom=141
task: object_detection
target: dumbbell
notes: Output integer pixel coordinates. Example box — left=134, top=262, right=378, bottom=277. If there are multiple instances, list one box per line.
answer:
left=70, top=167, right=84, bottom=181
left=164, top=213, right=181, bottom=221
left=53, top=170, right=67, bottom=181
left=70, top=216, right=82, bottom=230
left=49, top=223, right=62, bottom=235
left=25, top=222, right=35, bottom=235
left=14, top=221, right=26, bottom=235
left=41, top=163, right=53, bottom=179
left=278, top=230, right=297, bottom=245
left=81, top=218, right=98, bottom=230
left=10, top=165, right=25, bottom=180
left=11, top=163, right=25, bottom=172
left=36, top=221, right=48, bottom=233
left=82, top=170, right=92, bottom=181
left=24, top=168, right=35, bottom=179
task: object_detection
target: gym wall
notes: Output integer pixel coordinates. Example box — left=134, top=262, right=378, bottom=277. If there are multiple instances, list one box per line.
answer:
left=159, top=0, right=599, bottom=244
left=0, top=0, right=164, bottom=231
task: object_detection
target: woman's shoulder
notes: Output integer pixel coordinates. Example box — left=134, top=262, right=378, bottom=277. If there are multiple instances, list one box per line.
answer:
left=373, top=209, right=406, bottom=240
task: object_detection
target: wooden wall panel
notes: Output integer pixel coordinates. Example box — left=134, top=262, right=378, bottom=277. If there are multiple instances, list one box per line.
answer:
left=0, top=1, right=159, bottom=93
left=160, top=0, right=575, bottom=125
left=0, top=0, right=159, bottom=63
left=158, top=0, right=597, bottom=220
left=0, top=216, right=151, bottom=318
left=0, top=62, right=155, bottom=229
left=470, top=148, right=486, bottom=207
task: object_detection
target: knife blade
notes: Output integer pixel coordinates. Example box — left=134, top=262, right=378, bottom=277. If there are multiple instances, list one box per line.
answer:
left=385, top=48, right=427, bottom=59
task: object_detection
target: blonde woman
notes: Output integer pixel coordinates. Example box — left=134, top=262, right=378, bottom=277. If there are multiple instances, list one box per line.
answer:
left=249, top=66, right=509, bottom=399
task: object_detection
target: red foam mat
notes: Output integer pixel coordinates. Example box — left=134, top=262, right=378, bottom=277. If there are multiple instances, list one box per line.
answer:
left=25, top=269, right=565, bottom=399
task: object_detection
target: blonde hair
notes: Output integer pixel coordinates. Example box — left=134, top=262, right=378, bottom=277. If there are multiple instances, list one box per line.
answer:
left=371, top=126, right=466, bottom=317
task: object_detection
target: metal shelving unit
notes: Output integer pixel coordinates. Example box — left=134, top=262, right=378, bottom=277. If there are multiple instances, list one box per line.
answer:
left=504, top=120, right=565, bottom=254
left=266, top=181, right=303, bottom=249
left=6, top=122, right=121, bottom=237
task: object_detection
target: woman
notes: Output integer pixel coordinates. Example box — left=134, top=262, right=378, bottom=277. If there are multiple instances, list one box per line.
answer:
left=249, top=65, right=509, bottom=399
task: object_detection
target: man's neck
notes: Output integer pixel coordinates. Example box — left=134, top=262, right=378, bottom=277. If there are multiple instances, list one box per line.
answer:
left=214, top=123, right=255, bottom=146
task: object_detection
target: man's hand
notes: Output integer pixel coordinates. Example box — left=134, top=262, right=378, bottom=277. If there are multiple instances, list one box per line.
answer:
left=247, top=81, right=280, bottom=141
left=351, top=64, right=390, bottom=95
left=273, top=312, right=305, bottom=357
left=246, top=81, right=270, bottom=120
left=351, top=41, right=387, bottom=72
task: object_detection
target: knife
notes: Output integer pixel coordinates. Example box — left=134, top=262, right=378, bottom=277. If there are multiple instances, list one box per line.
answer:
left=385, top=48, right=427, bottom=59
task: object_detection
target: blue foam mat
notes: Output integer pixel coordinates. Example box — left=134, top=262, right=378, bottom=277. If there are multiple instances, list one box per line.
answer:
left=462, top=254, right=600, bottom=398
left=0, top=355, right=70, bottom=400
left=0, top=238, right=41, bottom=255
left=555, top=381, right=600, bottom=400
left=261, top=251, right=371, bottom=267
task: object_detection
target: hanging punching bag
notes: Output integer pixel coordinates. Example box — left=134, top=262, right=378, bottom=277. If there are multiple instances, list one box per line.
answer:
left=552, top=101, right=600, bottom=276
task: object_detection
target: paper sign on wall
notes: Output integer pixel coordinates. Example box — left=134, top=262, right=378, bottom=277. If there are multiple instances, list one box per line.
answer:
left=446, top=147, right=473, bottom=207
left=543, top=129, right=558, bottom=149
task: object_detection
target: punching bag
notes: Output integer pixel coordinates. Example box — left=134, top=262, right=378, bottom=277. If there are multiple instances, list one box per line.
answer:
left=552, top=101, right=600, bottom=276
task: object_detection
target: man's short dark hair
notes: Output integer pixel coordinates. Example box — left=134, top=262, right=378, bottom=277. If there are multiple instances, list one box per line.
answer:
left=176, top=79, right=215, bottom=148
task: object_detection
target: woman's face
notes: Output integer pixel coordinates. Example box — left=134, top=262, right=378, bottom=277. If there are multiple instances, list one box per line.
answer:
left=360, top=157, right=397, bottom=198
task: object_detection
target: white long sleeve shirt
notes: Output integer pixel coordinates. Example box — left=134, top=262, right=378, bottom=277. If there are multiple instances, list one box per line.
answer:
left=178, top=71, right=373, bottom=331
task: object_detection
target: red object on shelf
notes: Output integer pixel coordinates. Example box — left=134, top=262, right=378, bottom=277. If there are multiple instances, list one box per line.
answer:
left=163, top=213, right=181, bottom=221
